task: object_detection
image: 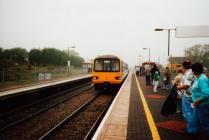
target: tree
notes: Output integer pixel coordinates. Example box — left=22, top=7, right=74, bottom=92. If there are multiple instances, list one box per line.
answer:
left=40, top=48, right=68, bottom=66
left=2, top=49, right=12, bottom=60
left=59, top=50, right=68, bottom=66
left=68, top=50, right=79, bottom=57
left=0, top=47, right=3, bottom=60
left=69, top=55, right=85, bottom=68
left=29, top=49, right=42, bottom=66
left=185, top=44, right=209, bottom=69
left=9, top=47, right=28, bottom=64
left=0, top=48, right=15, bottom=68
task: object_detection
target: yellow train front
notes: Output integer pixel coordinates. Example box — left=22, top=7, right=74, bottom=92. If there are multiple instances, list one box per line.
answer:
left=92, top=55, right=128, bottom=90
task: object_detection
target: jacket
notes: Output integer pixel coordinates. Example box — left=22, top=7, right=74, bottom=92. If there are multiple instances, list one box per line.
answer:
left=161, top=85, right=178, bottom=117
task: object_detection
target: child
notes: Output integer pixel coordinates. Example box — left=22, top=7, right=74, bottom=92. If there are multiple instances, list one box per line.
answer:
left=173, top=69, right=183, bottom=112
left=163, top=67, right=171, bottom=90
left=153, top=69, right=160, bottom=92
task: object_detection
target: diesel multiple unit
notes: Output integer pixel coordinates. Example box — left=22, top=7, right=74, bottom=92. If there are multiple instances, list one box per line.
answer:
left=92, top=55, right=128, bottom=90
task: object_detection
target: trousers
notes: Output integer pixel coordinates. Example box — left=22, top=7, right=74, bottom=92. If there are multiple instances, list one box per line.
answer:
left=195, top=103, right=209, bottom=135
left=153, top=81, right=159, bottom=92
left=182, top=96, right=198, bottom=134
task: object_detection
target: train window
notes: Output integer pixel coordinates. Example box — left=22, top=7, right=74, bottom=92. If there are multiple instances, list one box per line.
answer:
left=104, top=60, right=111, bottom=71
left=95, top=59, right=103, bottom=71
left=111, top=60, right=119, bottom=71
left=94, top=59, right=120, bottom=72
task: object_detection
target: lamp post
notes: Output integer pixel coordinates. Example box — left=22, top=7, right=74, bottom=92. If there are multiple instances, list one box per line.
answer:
left=154, top=28, right=176, bottom=56
left=143, top=48, right=150, bottom=62
left=138, top=55, right=143, bottom=66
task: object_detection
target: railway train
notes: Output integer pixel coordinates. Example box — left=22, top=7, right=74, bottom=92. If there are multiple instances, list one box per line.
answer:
left=92, top=55, right=129, bottom=90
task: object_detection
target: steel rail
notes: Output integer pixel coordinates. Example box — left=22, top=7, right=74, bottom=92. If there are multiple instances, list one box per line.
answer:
left=38, top=94, right=99, bottom=140
left=84, top=95, right=114, bottom=140
left=0, top=84, right=93, bottom=132
left=0, top=82, right=91, bottom=118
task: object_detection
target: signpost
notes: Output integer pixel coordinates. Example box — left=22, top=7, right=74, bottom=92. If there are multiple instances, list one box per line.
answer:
left=67, top=60, right=71, bottom=77
left=155, top=25, right=209, bottom=69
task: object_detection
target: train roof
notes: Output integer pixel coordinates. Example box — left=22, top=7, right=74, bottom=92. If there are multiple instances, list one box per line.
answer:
left=94, top=55, right=128, bottom=66
left=94, top=55, right=120, bottom=60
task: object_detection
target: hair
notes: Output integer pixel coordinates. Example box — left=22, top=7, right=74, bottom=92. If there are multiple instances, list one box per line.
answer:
left=177, top=69, right=183, bottom=73
left=153, top=64, right=158, bottom=71
left=182, top=60, right=191, bottom=69
left=191, top=63, right=203, bottom=74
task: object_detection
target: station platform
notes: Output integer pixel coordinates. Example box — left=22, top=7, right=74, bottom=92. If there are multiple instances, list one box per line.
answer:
left=0, top=74, right=91, bottom=98
left=93, top=72, right=199, bottom=140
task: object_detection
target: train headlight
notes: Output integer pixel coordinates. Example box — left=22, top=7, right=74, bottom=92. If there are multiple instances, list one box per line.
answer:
left=115, top=76, right=121, bottom=80
left=92, top=76, right=98, bottom=80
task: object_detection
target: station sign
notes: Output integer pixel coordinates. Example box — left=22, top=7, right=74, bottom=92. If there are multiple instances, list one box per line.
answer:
left=176, top=26, right=209, bottom=38
left=67, top=60, right=71, bottom=67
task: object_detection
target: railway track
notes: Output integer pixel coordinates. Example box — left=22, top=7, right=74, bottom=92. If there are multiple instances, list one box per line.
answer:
left=0, top=77, right=91, bottom=115
left=0, top=82, right=93, bottom=132
left=0, top=86, right=116, bottom=140
left=39, top=93, right=115, bottom=140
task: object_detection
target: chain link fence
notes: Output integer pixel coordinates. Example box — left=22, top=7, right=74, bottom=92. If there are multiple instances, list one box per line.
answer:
left=0, top=67, right=91, bottom=89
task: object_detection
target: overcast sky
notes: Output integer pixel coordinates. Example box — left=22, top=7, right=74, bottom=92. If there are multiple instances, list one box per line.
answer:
left=0, top=0, right=209, bottom=67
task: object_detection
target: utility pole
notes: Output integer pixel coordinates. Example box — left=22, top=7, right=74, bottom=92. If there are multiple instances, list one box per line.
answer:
left=68, top=46, right=70, bottom=78
left=143, top=48, right=150, bottom=62
left=154, top=28, right=176, bottom=56
left=67, top=46, right=75, bottom=78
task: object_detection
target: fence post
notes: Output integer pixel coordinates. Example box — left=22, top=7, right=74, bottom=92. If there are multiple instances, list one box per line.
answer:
left=20, top=68, right=22, bottom=82
left=53, top=68, right=55, bottom=79
left=2, top=68, right=5, bottom=83
left=44, top=69, right=46, bottom=80
left=35, top=65, right=37, bottom=80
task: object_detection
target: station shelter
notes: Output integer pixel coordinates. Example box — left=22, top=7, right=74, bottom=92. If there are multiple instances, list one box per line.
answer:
left=82, top=62, right=92, bottom=74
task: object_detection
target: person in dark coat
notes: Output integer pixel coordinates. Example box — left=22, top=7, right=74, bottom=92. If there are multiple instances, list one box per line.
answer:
left=161, top=85, right=178, bottom=117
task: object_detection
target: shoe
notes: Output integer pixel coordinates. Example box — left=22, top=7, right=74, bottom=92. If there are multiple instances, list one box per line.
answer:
left=154, top=90, right=158, bottom=93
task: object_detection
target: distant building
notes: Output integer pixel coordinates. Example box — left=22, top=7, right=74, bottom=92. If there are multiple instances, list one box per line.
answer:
left=167, top=56, right=188, bottom=72
left=168, top=57, right=188, bottom=64
left=82, top=62, right=92, bottom=73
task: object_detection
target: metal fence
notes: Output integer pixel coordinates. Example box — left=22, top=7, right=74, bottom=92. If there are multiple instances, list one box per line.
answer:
left=0, top=67, right=90, bottom=85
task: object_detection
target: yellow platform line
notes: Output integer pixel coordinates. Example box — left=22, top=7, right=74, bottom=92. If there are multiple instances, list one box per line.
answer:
left=135, top=74, right=161, bottom=140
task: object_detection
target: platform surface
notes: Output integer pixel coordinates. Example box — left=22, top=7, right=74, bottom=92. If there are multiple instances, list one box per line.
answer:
left=0, top=74, right=91, bottom=98
left=93, top=72, right=203, bottom=140
left=93, top=71, right=132, bottom=140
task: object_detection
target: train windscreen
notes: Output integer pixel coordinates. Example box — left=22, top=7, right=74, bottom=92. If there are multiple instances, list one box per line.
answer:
left=94, top=59, right=120, bottom=72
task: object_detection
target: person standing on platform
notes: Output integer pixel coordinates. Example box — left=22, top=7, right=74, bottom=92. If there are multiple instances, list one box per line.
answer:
left=173, top=69, right=183, bottom=112
left=145, top=64, right=151, bottom=86
left=141, top=65, right=145, bottom=76
left=163, top=67, right=171, bottom=90
left=191, top=63, right=209, bottom=137
left=135, top=66, right=139, bottom=76
left=177, top=60, right=197, bottom=134
left=153, top=64, right=160, bottom=92
left=151, top=64, right=156, bottom=85
left=139, top=66, right=142, bottom=76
